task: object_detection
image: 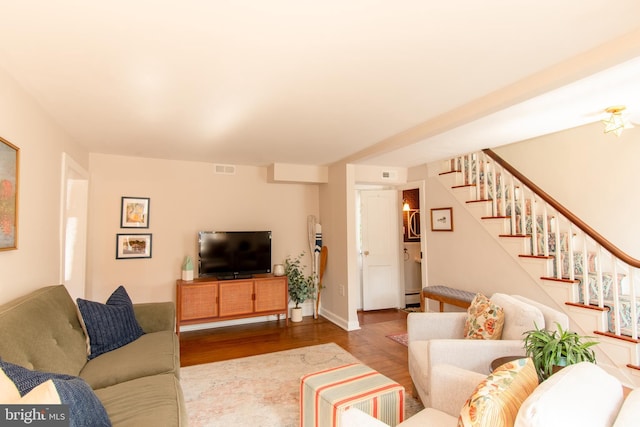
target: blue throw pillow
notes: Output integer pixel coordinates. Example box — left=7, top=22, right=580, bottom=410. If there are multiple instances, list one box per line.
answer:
left=76, top=286, right=144, bottom=359
left=0, top=359, right=111, bottom=427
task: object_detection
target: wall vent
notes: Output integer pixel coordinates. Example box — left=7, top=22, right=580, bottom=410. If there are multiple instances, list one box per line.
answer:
left=214, top=164, right=236, bottom=175
left=381, top=170, right=397, bottom=180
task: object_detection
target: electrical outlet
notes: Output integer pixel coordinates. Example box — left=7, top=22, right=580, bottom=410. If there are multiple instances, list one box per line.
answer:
left=339, top=284, right=345, bottom=296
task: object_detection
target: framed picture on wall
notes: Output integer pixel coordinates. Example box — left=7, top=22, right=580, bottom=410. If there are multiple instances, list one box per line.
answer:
left=116, top=233, right=152, bottom=259
left=0, top=137, right=19, bottom=251
left=120, top=196, right=150, bottom=228
left=430, top=207, right=453, bottom=232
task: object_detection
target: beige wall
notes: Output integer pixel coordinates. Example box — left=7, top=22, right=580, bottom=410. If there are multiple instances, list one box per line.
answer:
left=87, top=153, right=319, bottom=304
left=494, top=121, right=640, bottom=259
left=0, top=67, right=88, bottom=304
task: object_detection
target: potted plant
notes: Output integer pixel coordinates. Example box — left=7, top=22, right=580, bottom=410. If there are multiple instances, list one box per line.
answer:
left=523, top=322, right=599, bottom=382
left=284, top=253, right=316, bottom=322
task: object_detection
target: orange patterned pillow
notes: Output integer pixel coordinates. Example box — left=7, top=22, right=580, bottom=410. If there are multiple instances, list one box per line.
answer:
left=458, top=358, right=538, bottom=427
left=464, top=293, right=504, bottom=339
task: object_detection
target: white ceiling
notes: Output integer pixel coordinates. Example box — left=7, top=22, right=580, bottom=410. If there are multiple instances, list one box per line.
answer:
left=1, top=1, right=639, bottom=167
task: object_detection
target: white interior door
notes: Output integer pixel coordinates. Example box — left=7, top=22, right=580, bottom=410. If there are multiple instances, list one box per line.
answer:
left=60, top=153, right=89, bottom=301
left=361, top=190, right=400, bottom=310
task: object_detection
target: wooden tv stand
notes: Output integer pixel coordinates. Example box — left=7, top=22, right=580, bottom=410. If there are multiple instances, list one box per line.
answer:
left=176, top=274, right=288, bottom=334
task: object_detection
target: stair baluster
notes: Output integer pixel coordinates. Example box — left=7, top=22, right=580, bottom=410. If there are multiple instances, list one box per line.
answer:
left=630, top=270, right=638, bottom=339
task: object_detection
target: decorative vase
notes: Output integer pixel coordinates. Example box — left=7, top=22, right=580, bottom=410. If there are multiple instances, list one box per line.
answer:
left=552, top=356, right=568, bottom=375
left=291, top=307, right=303, bottom=322
left=182, top=256, right=194, bottom=281
left=273, top=264, right=285, bottom=276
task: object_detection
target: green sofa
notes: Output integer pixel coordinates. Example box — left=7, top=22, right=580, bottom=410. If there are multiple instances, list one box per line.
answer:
left=0, top=285, right=187, bottom=426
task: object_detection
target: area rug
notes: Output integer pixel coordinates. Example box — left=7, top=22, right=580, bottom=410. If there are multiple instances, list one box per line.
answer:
left=386, top=333, right=409, bottom=347
left=181, top=342, right=423, bottom=426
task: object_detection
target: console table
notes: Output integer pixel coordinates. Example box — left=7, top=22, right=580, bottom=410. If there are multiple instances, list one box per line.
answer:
left=176, top=274, right=288, bottom=334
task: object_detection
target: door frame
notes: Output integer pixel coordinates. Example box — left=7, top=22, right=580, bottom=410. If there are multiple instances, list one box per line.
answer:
left=59, top=153, right=89, bottom=301
left=397, top=180, right=428, bottom=306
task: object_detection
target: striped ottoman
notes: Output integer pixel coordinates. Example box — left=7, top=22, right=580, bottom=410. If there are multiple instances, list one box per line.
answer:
left=300, top=363, right=405, bottom=427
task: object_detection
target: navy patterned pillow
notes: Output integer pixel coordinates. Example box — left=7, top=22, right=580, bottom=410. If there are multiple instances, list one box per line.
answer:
left=0, top=359, right=111, bottom=426
left=76, top=286, right=144, bottom=359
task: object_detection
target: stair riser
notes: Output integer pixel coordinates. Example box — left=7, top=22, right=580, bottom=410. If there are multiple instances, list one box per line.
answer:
left=452, top=186, right=475, bottom=204
left=517, top=258, right=549, bottom=278
left=481, top=219, right=509, bottom=236
left=538, top=280, right=573, bottom=303
left=438, top=172, right=461, bottom=188
left=597, top=338, right=640, bottom=368
left=565, top=305, right=609, bottom=333
left=466, top=202, right=492, bottom=218
left=498, top=238, right=530, bottom=258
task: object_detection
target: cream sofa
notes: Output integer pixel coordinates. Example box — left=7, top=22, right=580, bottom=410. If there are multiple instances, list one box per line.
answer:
left=408, top=293, right=569, bottom=408
left=0, top=285, right=186, bottom=426
left=342, top=361, right=640, bottom=427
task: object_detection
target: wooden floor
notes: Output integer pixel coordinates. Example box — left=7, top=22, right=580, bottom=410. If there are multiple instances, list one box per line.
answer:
left=179, top=309, right=414, bottom=396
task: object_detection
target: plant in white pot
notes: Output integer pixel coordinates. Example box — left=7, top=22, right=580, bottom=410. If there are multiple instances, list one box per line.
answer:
left=285, top=253, right=316, bottom=322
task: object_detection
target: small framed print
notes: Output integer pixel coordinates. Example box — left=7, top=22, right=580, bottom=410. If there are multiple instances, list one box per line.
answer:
left=121, top=197, right=149, bottom=228
left=116, top=233, right=152, bottom=259
left=430, top=207, right=453, bottom=232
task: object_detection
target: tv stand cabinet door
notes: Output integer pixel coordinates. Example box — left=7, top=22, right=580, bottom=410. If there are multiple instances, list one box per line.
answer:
left=180, top=282, right=219, bottom=321
left=219, top=280, right=254, bottom=317
left=254, top=277, right=287, bottom=313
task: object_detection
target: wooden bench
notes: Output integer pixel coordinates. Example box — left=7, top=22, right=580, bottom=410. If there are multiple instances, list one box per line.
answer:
left=420, top=285, right=476, bottom=312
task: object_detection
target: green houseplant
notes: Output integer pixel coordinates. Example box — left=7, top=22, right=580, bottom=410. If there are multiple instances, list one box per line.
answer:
left=285, top=253, right=316, bottom=322
left=523, top=322, right=599, bottom=382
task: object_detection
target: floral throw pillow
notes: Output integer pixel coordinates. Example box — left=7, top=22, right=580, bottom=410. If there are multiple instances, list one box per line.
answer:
left=458, top=358, right=538, bottom=427
left=463, top=293, right=504, bottom=340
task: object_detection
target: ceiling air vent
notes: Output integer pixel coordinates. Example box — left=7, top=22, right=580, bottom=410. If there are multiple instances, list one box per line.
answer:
left=214, top=164, right=236, bottom=175
left=381, top=170, right=397, bottom=180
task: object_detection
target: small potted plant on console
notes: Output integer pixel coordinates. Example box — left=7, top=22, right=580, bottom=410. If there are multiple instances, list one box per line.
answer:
left=285, top=253, right=316, bottom=322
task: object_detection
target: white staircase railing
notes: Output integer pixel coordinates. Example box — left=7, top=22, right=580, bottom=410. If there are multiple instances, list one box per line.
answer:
left=448, top=150, right=640, bottom=346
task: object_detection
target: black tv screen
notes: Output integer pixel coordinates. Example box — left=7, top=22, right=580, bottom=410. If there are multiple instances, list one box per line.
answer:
left=198, top=231, right=272, bottom=279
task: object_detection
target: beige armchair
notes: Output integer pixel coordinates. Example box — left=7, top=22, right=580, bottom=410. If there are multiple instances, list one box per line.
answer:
left=408, top=293, right=569, bottom=411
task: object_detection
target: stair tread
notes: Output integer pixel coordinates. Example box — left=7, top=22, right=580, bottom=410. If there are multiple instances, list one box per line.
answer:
left=438, top=170, right=461, bottom=176
left=518, top=254, right=553, bottom=259
left=466, top=199, right=492, bottom=204
left=594, top=330, right=640, bottom=344
left=565, top=301, right=609, bottom=311
left=499, top=234, right=528, bottom=238
left=541, top=276, right=579, bottom=283
left=452, top=184, right=476, bottom=189
left=481, top=215, right=511, bottom=219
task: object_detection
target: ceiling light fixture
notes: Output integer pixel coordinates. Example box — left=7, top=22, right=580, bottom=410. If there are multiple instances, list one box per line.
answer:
left=602, top=106, right=633, bottom=137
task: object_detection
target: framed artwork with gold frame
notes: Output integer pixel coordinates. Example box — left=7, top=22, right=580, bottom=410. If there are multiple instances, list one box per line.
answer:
left=430, top=207, right=453, bottom=232
left=0, top=137, right=19, bottom=250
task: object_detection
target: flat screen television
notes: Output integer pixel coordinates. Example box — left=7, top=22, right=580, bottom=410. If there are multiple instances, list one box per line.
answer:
left=198, top=231, right=272, bottom=279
